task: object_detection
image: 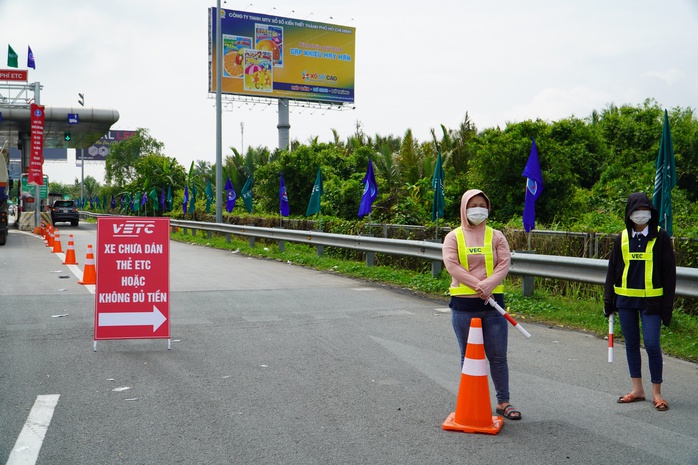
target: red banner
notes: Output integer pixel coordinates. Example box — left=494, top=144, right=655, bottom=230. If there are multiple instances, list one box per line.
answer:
left=28, top=103, right=45, bottom=185
left=0, top=69, right=28, bottom=81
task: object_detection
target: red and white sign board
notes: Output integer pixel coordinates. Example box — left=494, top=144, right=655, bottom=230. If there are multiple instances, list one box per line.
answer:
left=94, top=217, right=170, bottom=341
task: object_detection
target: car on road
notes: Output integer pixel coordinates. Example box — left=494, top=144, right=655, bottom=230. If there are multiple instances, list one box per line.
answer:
left=51, top=200, right=79, bottom=226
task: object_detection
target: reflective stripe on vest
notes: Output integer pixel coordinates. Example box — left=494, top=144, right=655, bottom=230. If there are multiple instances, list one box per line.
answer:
left=449, top=226, right=504, bottom=296
left=613, top=229, right=663, bottom=298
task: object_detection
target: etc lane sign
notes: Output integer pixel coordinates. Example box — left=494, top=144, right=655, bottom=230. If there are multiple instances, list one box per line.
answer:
left=94, top=217, right=170, bottom=344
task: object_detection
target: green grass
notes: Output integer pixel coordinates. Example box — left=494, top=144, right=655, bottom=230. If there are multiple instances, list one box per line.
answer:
left=171, top=230, right=698, bottom=363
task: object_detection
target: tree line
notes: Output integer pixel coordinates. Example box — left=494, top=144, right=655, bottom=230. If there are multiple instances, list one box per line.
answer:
left=46, top=98, right=698, bottom=238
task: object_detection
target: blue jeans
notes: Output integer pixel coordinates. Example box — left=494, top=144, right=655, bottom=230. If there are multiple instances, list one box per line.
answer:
left=618, top=307, right=663, bottom=384
left=450, top=296, right=509, bottom=404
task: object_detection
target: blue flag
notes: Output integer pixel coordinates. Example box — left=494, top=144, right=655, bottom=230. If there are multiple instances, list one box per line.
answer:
left=160, top=187, right=165, bottom=211
left=652, top=109, right=676, bottom=236
left=27, top=46, right=35, bottom=69
left=279, top=172, right=290, bottom=217
left=358, top=158, right=378, bottom=218
left=224, top=177, right=236, bottom=212
left=431, top=149, right=445, bottom=221
left=522, top=138, right=544, bottom=233
left=182, top=185, right=189, bottom=214
left=110, top=194, right=116, bottom=209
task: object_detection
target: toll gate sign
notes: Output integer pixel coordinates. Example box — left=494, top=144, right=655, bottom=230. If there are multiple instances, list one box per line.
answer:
left=94, top=217, right=170, bottom=341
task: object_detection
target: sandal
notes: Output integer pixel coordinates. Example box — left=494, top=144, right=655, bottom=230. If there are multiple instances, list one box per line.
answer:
left=496, top=405, right=522, bottom=420
left=617, top=393, right=646, bottom=403
left=654, top=399, right=669, bottom=411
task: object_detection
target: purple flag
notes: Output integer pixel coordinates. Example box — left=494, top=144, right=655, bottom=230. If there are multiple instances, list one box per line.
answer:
left=224, top=177, right=236, bottom=212
left=160, top=187, right=165, bottom=211
left=140, top=191, right=147, bottom=206
left=279, top=171, right=290, bottom=217
left=183, top=185, right=189, bottom=214
left=110, top=194, right=116, bottom=209
left=522, top=138, right=544, bottom=233
left=358, top=158, right=378, bottom=218
left=27, top=46, right=35, bottom=69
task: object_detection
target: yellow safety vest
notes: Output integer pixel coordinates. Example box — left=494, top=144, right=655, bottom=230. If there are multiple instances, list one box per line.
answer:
left=449, top=226, right=504, bottom=296
left=613, top=229, right=663, bottom=297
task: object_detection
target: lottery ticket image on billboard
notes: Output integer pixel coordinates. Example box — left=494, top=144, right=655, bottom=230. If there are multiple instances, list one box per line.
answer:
left=243, top=49, right=273, bottom=92
left=255, top=24, right=283, bottom=67
left=223, top=35, right=252, bottom=78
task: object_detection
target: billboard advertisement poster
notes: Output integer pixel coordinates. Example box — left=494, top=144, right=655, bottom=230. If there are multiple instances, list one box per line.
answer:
left=94, top=217, right=170, bottom=341
left=209, top=8, right=356, bottom=104
left=76, top=130, right=137, bottom=163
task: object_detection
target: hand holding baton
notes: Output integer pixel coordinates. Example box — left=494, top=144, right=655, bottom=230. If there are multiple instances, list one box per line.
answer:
left=608, top=314, right=614, bottom=363
left=486, top=297, right=531, bottom=338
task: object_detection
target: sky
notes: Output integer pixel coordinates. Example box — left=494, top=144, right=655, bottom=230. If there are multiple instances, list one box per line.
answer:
left=2, top=0, right=698, bottom=185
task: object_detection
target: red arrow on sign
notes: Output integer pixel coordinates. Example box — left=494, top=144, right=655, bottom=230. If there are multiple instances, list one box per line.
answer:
left=98, top=306, right=167, bottom=332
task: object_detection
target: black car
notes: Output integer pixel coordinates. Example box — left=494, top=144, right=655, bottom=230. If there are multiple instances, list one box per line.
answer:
left=51, top=200, right=79, bottom=226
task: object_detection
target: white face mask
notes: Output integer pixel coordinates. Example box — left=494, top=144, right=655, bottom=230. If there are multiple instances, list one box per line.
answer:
left=629, top=210, right=652, bottom=226
left=466, top=207, right=489, bottom=225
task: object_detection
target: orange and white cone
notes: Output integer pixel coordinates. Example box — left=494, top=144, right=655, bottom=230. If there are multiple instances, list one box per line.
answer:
left=52, top=229, right=63, bottom=253
left=46, top=226, right=54, bottom=248
left=63, top=234, right=78, bottom=265
left=442, top=317, right=504, bottom=434
left=78, top=244, right=96, bottom=285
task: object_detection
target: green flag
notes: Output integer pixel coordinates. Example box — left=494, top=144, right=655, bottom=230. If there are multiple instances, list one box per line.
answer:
left=652, top=109, right=676, bottom=236
left=188, top=185, right=197, bottom=213
left=148, top=188, right=159, bottom=211
left=166, top=185, right=173, bottom=212
left=7, top=45, right=18, bottom=68
left=306, top=168, right=324, bottom=216
left=241, top=174, right=253, bottom=213
left=431, top=149, right=445, bottom=221
left=205, top=180, right=213, bottom=213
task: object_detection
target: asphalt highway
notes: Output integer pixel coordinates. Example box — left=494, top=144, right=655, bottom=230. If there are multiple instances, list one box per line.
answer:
left=1, top=222, right=697, bottom=464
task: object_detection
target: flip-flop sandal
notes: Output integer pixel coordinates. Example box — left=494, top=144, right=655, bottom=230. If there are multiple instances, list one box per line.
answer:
left=654, top=400, right=669, bottom=411
left=617, top=393, right=646, bottom=403
left=496, top=405, right=522, bottom=420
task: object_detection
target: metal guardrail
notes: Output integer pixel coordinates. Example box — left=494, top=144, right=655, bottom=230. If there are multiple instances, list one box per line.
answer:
left=169, top=219, right=698, bottom=299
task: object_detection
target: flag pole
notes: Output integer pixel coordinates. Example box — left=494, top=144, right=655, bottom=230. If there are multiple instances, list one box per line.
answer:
left=527, top=231, right=532, bottom=251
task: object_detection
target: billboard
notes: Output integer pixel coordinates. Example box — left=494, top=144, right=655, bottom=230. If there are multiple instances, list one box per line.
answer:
left=209, top=8, right=356, bottom=105
left=76, top=130, right=137, bottom=163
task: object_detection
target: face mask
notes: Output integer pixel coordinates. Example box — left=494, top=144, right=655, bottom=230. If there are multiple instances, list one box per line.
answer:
left=466, top=207, right=489, bottom=225
left=629, top=210, right=651, bottom=226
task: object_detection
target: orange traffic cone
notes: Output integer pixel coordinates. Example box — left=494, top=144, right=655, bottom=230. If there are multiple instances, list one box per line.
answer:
left=46, top=226, right=54, bottom=248
left=78, top=244, right=96, bottom=285
left=63, top=235, right=78, bottom=265
left=442, top=317, right=504, bottom=434
left=52, top=229, right=63, bottom=253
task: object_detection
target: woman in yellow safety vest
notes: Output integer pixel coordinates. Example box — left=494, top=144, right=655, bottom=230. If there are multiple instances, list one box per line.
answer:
left=604, top=192, right=676, bottom=411
left=442, top=189, right=520, bottom=420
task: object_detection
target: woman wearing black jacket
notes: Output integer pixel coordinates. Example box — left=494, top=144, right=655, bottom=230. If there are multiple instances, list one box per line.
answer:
left=604, top=192, right=676, bottom=411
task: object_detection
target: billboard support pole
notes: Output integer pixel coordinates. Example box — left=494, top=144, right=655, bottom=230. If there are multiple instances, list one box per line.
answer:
left=278, top=99, right=290, bottom=151
left=215, top=0, right=223, bottom=223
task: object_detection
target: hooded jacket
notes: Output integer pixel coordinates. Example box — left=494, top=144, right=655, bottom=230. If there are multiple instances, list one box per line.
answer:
left=442, top=189, right=511, bottom=299
left=603, top=192, right=676, bottom=325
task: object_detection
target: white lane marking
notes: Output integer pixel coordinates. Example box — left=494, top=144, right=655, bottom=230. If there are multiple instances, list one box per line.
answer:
left=6, top=394, right=60, bottom=465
